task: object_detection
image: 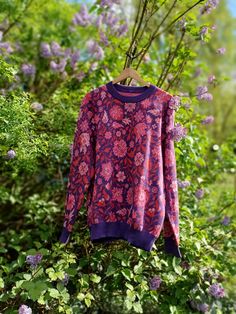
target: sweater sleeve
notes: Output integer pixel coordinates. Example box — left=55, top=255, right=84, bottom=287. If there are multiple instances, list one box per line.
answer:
left=59, top=92, right=96, bottom=244
left=161, top=96, right=182, bottom=258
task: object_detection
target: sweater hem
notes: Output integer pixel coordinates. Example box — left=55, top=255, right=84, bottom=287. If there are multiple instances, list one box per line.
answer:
left=89, top=221, right=156, bottom=251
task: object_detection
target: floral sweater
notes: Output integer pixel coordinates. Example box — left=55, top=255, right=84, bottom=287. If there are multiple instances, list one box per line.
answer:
left=59, top=81, right=182, bottom=258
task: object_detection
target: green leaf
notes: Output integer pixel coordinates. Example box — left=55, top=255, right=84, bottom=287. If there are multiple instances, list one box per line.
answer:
left=90, top=274, right=101, bottom=283
left=121, top=268, right=133, bottom=281
left=49, top=288, right=60, bottom=299
left=133, top=302, right=143, bottom=313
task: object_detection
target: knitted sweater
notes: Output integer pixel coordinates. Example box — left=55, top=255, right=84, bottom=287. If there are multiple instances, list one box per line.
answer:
left=59, top=81, right=182, bottom=258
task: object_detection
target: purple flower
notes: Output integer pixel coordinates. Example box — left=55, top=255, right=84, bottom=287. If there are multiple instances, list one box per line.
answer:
left=221, top=215, right=230, bottom=226
left=72, top=4, right=91, bottom=27
left=200, top=0, right=220, bottom=15
left=116, top=22, right=128, bottom=37
left=195, top=188, right=204, bottom=199
left=99, top=30, right=109, bottom=46
left=166, top=73, right=174, bottom=82
left=196, top=86, right=213, bottom=101
left=169, top=123, right=187, bottom=142
left=201, top=115, right=214, bottom=125
left=169, top=95, right=181, bottom=110
left=208, top=283, right=225, bottom=298
left=70, top=49, right=80, bottom=70
left=86, top=40, right=104, bottom=60
left=31, top=102, right=43, bottom=111
left=21, top=63, right=36, bottom=76
left=103, top=11, right=120, bottom=27
left=50, top=59, right=67, bottom=72
left=75, top=71, right=86, bottom=82
left=6, top=149, right=16, bottom=159
left=61, top=273, right=69, bottom=286
left=193, top=67, right=202, bottom=78
left=216, top=47, right=226, bottom=55
left=200, top=26, right=208, bottom=38
left=149, top=275, right=162, bottom=290
left=177, top=179, right=190, bottom=189
left=18, top=304, right=32, bottom=314
left=197, top=303, right=209, bottom=313
left=26, top=253, right=43, bottom=269
left=40, top=42, right=52, bottom=58
left=100, top=0, right=121, bottom=7
left=208, top=74, right=216, bottom=84
left=0, top=42, right=13, bottom=54
left=50, top=41, right=63, bottom=57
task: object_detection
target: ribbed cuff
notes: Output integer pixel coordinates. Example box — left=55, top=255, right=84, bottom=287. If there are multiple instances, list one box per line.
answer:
left=59, top=227, right=71, bottom=244
left=164, top=236, right=182, bottom=258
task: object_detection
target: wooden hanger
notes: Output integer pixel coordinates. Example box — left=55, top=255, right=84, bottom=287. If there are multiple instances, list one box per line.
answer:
left=112, top=67, right=151, bottom=87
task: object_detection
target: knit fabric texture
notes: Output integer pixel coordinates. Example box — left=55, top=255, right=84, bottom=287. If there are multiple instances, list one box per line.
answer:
left=59, top=81, right=182, bottom=258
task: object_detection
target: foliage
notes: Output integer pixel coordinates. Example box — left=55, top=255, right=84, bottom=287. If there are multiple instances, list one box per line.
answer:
left=0, top=0, right=235, bottom=313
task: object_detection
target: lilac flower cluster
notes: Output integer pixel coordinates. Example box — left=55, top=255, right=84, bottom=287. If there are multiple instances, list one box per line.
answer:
left=208, top=74, right=216, bottom=84
left=18, top=304, right=32, bottom=314
left=221, top=215, right=230, bottom=226
left=6, top=149, right=16, bottom=159
left=169, top=123, right=187, bottom=142
left=177, top=179, right=190, bottom=189
left=200, top=0, right=220, bottom=15
left=208, top=283, right=225, bottom=298
left=190, top=300, right=209, bottom=313
left=195, top=188, right=205, bottom=199
left=21, top=63, right=36, bottom=76
left=169, top=95, right=181, bottom=110
left=100, top=0, right=121, bottom=7
left=86, top=39, right=104, bottom=60
left=216, top=47, right=226, bottom=55
left=72, top=4, right=92, bottom=27
left=0, top=31, right=14, bottom=54
left=26, top=253, right=43, bottom=269
left=196, top=86, right=213, bottom=101
left=60, top=273, right=69, bottom=286
left=201, top=115, right=214, bottom=125
left=149, top=275, right=162, bottom=290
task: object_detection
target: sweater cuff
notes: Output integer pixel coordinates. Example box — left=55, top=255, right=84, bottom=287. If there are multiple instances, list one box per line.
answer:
left=164, top=236, right=182, bottom=258
left=59, top=227, right=71, bottom=244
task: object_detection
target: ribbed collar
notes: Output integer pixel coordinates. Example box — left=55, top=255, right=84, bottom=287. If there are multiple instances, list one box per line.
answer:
left=106, top=81, right=157, bottom=103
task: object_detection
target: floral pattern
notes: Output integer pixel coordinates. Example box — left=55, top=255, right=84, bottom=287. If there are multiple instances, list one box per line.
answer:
left=60, top=84, right=180, bottom=251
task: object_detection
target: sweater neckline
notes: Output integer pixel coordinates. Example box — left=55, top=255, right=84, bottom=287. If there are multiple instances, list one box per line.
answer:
left=106, top=81, right=157, bottom=103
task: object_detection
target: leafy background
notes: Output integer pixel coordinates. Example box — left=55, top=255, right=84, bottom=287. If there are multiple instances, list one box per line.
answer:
left=0, top=0, right=235, bottom=313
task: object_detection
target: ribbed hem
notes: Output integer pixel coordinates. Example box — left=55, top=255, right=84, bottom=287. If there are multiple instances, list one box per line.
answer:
left=164, top=236, right=182, bottom=258
left=59, top=227, right=71, bottom=244
left=89, top=221, right=156, bottom=251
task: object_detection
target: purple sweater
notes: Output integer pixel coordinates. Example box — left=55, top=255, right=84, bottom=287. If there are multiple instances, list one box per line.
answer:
left=59, top=81, right=182, bottom=258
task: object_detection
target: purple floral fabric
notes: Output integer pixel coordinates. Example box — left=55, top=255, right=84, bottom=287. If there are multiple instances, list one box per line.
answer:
left=59, top=82, right=182, bottom=258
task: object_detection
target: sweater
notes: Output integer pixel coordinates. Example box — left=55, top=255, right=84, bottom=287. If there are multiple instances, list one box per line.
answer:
left=59, top=81, right=182, bottom=258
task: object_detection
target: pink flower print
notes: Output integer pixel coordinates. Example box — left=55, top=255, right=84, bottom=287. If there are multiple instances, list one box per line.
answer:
left=116, top=130, right=122, bottom=137
left=67, top=194, right=75, bottom=210
left=125, top=103, right=136, bottom=112
left=134, top=110, right=144, bottom=122
left=109, top=105, right=124, bottom=120
left=134, top=123, right=147, bottom=140
left=129, top=140, right=135, bottom=148
left=146, top=115, right=152, bottom=123
left=122, top=117, right=131, bottom=125
left=170, top=180, right=178, bottom=192
left=112, top=187, right=123, bottom=202
left=112, top=121, right=123, bottom=128
left=101, top=162, right=113, bottom=181
left=117, top=208, right=127, bottom=216
left=126, top=187, right=133, bottom=204
left=79, top=132, right=90, bottom=153
left=105, top=131, right=112, bottom=139
left=135, top=152, right=144, bottom=166
left=102, top=111, right=109, bottom=123
left=107, top=212, right=116, bottom=222
left=78, top=161, right=89, bottom=175
left=101, top=91, right=106, bottom=100
left=80, top=120, right=89, bottom=131
left=141, top=98, right=151, bottom=109
left=146, top=207, right=156, bottom=217
left=116, top=171, right=126, bottom=182
left=113, top=139, right=127, bottom=157
left=97, top=178, right=103, bottom=184
left=134, top=186, right=147, bottom=208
